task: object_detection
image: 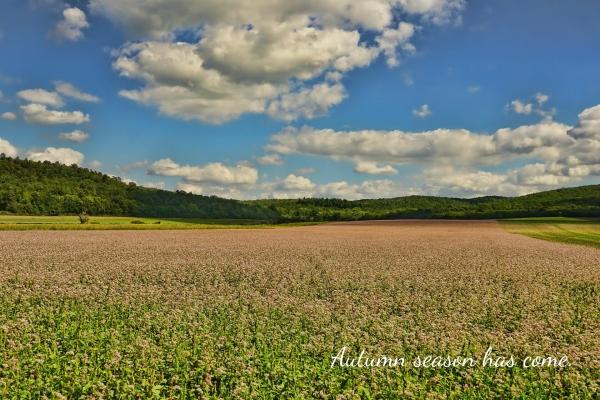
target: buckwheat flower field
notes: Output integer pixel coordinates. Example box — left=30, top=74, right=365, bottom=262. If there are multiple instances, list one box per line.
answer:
left=0, top=221, right=598, bottom=398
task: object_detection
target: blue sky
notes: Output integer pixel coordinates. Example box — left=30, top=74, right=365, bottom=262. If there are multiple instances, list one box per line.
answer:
left=1, top=0, right=599, bottom=199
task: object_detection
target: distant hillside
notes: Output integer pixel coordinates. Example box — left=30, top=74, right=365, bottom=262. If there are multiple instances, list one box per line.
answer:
left=251, top=186, right=600, bottom=221
left=0, top=156, right=277, bottom=220
left=1, top=155, right=599, bottom=221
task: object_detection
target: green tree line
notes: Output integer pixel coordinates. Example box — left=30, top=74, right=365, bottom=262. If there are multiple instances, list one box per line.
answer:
left=1, top=155, right=599, bottom=221
left=0, top=155, right=277, bottom=220
left=251, top=187, right=600, bottom=221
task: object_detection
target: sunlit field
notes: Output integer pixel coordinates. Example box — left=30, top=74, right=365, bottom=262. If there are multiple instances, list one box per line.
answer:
left=501, top=217, right=600, bottom=248
left=0, top=215, right=293, bottom=230
left=0, top=220, right=598, bottom=398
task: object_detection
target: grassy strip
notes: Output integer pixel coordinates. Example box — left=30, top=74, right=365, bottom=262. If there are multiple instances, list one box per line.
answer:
left=500, top=217, right=600, bottom=248
left=0, top=215, right=319, bottom=230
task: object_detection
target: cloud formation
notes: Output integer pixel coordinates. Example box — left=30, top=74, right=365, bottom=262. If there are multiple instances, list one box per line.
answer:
left=142, top=103, right=599, bottom=199
left=509, top=92, right=555, bottom=120
left=54, top=7, right=89, bottom=42
left=91, top=0, right=464, bottom=38
left=354, top=161, right=398, bottom=175
left=92, top=0, right=465, bottom=123
left=509, top=99, right=533, bottom=115
left=141, top=181, right=165, bottom=189
left=21, top=103, right=90, bottom=124
left=17, top=89, right=64, bottom=107
left=280, top=174, right=316, bottom=191
left=266, top=103, right=600, bottom=196
left=263, top=175, right=403, bottom=200
left=412, top=104, right=431, bottom=118
left=267, top=122, right=573, bottom=165
left=568, top=104, right=600, bottom=140
left=26, top=147, right=85, bottom=165
left=136, top=103, right=600, bottom=200
left=148, top=158, right=258, bottom=185
left=54, top=81, right=100, bottom=103
left=58, top=129, right=89, bottom=142
left=17, top=83, right=97, bottom=125
left=256, top=154, right=284, bottom=166
left=0, top=137, right=18, bottom=157
left=150, top=158, right=403, bottom=200
left=1, top=112, right=16, bottom=121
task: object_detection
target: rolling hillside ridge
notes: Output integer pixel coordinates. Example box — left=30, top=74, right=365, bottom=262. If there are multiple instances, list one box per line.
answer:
left=1, top=155, right=599, bottom=221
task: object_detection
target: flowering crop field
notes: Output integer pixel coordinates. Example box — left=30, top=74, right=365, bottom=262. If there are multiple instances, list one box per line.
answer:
left=0, top=220, right=598, bottom=398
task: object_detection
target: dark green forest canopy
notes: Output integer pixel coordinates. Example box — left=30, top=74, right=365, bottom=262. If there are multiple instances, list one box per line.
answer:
left=0, top=155, right=277, bottom=220
left=251, top=185, right=600, bottom=221
left=1, top=155, right=599, bottom=221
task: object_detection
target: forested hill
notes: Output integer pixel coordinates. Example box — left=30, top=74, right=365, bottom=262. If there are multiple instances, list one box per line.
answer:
left=252, top=185, right=600, bottom=221
left=1, top=155, right=599, bottom=221
left=0, top=156, right=277, bottom=219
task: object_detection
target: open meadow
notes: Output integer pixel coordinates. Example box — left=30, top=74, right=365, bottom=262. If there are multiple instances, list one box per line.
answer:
left=0, top=220, right=598, bottom=398
left=0, top=215, right=280, bottom=230
left=500, top=217, right=600, bottom=249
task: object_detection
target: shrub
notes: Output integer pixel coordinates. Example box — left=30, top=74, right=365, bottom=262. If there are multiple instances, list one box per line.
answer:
left=78, top=212, right=90, bottom=224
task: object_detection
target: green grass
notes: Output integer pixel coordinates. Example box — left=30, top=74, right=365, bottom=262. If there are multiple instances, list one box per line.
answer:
left=0, top=215, right=317, bottom=230
left=500, top=217, right=600, bottom=248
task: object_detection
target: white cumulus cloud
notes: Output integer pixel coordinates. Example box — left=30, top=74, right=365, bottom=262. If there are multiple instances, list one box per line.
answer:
left=354, top=161, right=398, bottom=175
left=26, top=147, right=84, bottom=165
left=266, top=82, right=347, bottom=122
left=376, top=22, right=416, bottom=67
left=17, top=89, right=64, bottom=107
left=263, top=178, right=403, bottom=200
left=1, top=112, right=17, bottom=121
left=55, top=7, right=89, bottom=42
left=90, top=0, right=465, bottom=123
left=141, top=181, right=165, bottom=189
left=58, top=129, right=89, bottom=142
left=280, top=174, right=316, bottom=190
left=267, top=122, right=574, bottom=166
left=509, top=92, right=555, bottom=120
left=265, top=102, right=600, bottom=196
left=54, top=81, right=100, bottom=103
left=256, top=154, right=284, bottom=166
left=21, top=103, right=90, bottom=124
left=535, top=92, right=549, bottom=105
left=148, top=158, right=258, bottom=185
left=0, top=137, right=18, bottom=157
left=510, top=99, right=533, bottom=115
left=412, top=104, right=431, bottom=118
left=567, top=104, right=600, bottom=140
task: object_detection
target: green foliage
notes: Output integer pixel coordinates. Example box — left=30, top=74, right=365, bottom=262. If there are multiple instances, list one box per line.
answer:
left=252, top=186, right=600, bottom=221
left=1, top=155, right=599, bottom=222
left=0, top=155, right=277, bottom=220
left=0, top=216, right=314, bottom=230
left=501, top=218, right=600, bottom=248
left=78, top=212, right=90, bottom=224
